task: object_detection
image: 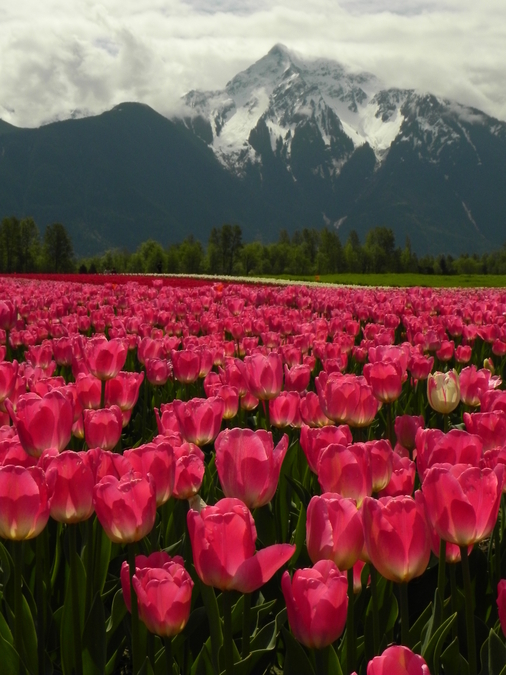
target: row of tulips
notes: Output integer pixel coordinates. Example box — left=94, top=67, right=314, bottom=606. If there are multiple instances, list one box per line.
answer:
left=1, top=277, right=506, bottom=675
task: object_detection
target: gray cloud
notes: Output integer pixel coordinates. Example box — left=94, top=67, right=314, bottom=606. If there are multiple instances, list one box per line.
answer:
left=1, top=0, right=505, bottom=127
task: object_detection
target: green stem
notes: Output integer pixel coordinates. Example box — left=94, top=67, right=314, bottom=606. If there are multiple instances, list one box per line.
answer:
left=36, top=533, right=46, bottom=674
left=370, top=565, right=380, bottom=655
left=128, top=543, right=141, bottom=675
left=399, top=582, right=410, bottom=647
left=164, top=636, right=174, bottom=674
left=314, top=646, right=330, bottom=674
left=242, top=592, right=251, bottom=659
left=386, top=403, right=393, bottom=446
left=443, top=414, right=450, bottom=433
left=449, top=563, right=458, bottom=642
left=100, top=379, right=106, bottom=410
left=13, top=541, right=24, bottom=667
left=69, top=525, right=83, bottom=675
left=346, top=568, right=356, bottom=675
left=5, top=329, right=11, bottom=362
left=460, top=546, right=477, bottom=675
left=264, top=400, right=271, bottom=430
left=494, top=520, right=501, bottom=591
left=223, top=591, right=234, bottom=675
left=437, top=538, right=447, bottom=628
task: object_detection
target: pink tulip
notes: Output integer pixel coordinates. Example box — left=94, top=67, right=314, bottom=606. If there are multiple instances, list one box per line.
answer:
left=45, top=450, right=95, bottom=523
left=76, top=373, right=102, bottom=410
left=155, top=402, right=183, bottom=436
left=316, top=372, right=379, bottom=427
left=87, top=447, right=131, bottom=483
left=422, top=463, right=504, bottom=546
left=105, top=371, right=144, bottom=410
left=378, top=453, right=415, bottom=498
left=299, top=391, right=334, bottom=427
left=284, top=363, right=311, bottom=393
left=124, top=441, right=175, bottom=507
left=187, top=497, right=295, bottom=592
left=171, top=349, right=200, bottom=384
left=300, top=424, right=352, bottom=474
left=172, top=441, right=205, bottom=499
left=7, top=390, right=73, bottom=457
left=173, top=397, right=224, bottom=446
left=0, top=360, right=18, bottom=403
left=459, top=366, right=491, bottom=407
left=93, top=470, right=156, bottom=544
left=236, top=352, right=283, bottom=400
left=208, top=384, right=236, bottom=420
left=408, top=354, right=434, bottom=381
left=318, top=443, right=372, bottom=506
left=84, top=406, right=123, bottom=451
left=120, top=551, right=184, bottom=612
left=0, top=465, right=51, bottom=540
left=464, top=411, right=506, bottom=451
left=362, top=493, right=431, bottom=583
left=363, top=439, right=394, bottom=493
left=145, top=358, right=171, bottom=386
left=282, top=560, right=348, bottom=649
left=306, top=493, right=364, bottom=570
left=455, top=345, right=472, bottom=364
left=269, top=392, right=301, bottom=428
left=366, top=646, right=430, bottom=675
left=215, top=428, right=288, bottom=508
left=83, top=336, right=127, bottom=381
left=394, top=414, right=424, bottom=452
left=133, top=562, right=194, bottom=637
left=415, top=428, right=483, bottom=481
left=0, top=300, right=17, bottom=331
left=363, top=360, right=403, bottom=403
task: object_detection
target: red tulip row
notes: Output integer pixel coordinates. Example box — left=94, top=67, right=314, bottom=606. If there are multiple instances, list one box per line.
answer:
left=1, top=277, right=506, bottom=675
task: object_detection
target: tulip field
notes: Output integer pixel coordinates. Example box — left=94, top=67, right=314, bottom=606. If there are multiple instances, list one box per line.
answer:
left=2, top=275, right=506, bottom=675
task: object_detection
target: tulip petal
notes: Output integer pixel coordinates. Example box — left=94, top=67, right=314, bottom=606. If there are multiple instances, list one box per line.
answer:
left=232, top=543, right=295, bottom=593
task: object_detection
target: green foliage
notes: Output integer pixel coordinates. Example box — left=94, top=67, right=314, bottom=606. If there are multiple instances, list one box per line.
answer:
left=43, top=223, right=75, bottom=273
left=0, top=216, right=41, bottom=273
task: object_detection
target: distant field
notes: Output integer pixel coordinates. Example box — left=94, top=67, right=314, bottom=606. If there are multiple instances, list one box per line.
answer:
left=263, top=273, right=506, bottom=288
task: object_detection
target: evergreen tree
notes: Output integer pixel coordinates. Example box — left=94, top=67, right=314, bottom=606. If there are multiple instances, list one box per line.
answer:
left=43, top=223, right=75, bottom=273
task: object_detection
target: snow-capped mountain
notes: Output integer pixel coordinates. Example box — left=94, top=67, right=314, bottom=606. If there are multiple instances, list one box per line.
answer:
left=177, top=44, right=501, bottom=175
left=174, top=44, right=506, bottom=255
left=1, top=46, right=505, bottom=257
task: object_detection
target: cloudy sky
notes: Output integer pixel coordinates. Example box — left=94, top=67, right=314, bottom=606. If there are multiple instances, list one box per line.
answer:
left=2, top=0, right=505, bottom=128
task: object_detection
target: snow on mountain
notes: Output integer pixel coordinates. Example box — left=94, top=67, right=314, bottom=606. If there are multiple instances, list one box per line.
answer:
left=176, top=44, right=503, bottom=180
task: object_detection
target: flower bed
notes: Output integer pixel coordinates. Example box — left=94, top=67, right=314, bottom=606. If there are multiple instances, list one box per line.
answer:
left=1, top=276, right=506, bottom=675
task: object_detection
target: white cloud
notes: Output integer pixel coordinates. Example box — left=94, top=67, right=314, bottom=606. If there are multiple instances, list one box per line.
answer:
left=1, top=0, right=505, bottom=127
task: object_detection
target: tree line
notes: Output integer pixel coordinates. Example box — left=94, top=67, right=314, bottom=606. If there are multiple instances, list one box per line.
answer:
left=0, top=217, right=74, bottom=274
left=3, top=216, right=506, bottom=276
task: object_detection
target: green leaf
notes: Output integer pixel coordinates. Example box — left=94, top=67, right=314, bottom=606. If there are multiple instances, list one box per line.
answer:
left=0, top=541, right=12, bottom=596
left=60, top=551, right=86, bottom=675
left=105, top=588, right=127, bottom=637
left=282, top=627, right=315, bottom=675
left=0, top=610, right=13, bottom=645
left=440, top=637, right=469, bottom=675
left=82, top=592, right=106, bottom=675
left=409, top=600, right=433, bottom=647
left=0, top=635, right=21, bottom=675
left=421, top=611, right=457, bottom=674
left=289, top=504, right=307, bottom=569
left=485, top=629, right=506, bottom=675
left=93, top=520, right=112, bottom=596
left=284, top=475, right=312, bottom=509
left=198, top=581, right=223, bottom=675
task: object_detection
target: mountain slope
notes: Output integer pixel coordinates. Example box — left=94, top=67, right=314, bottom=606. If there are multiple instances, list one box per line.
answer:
left=177, top=44, right=506, bottom=254
left=0, top=45, right=505, bottom=256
